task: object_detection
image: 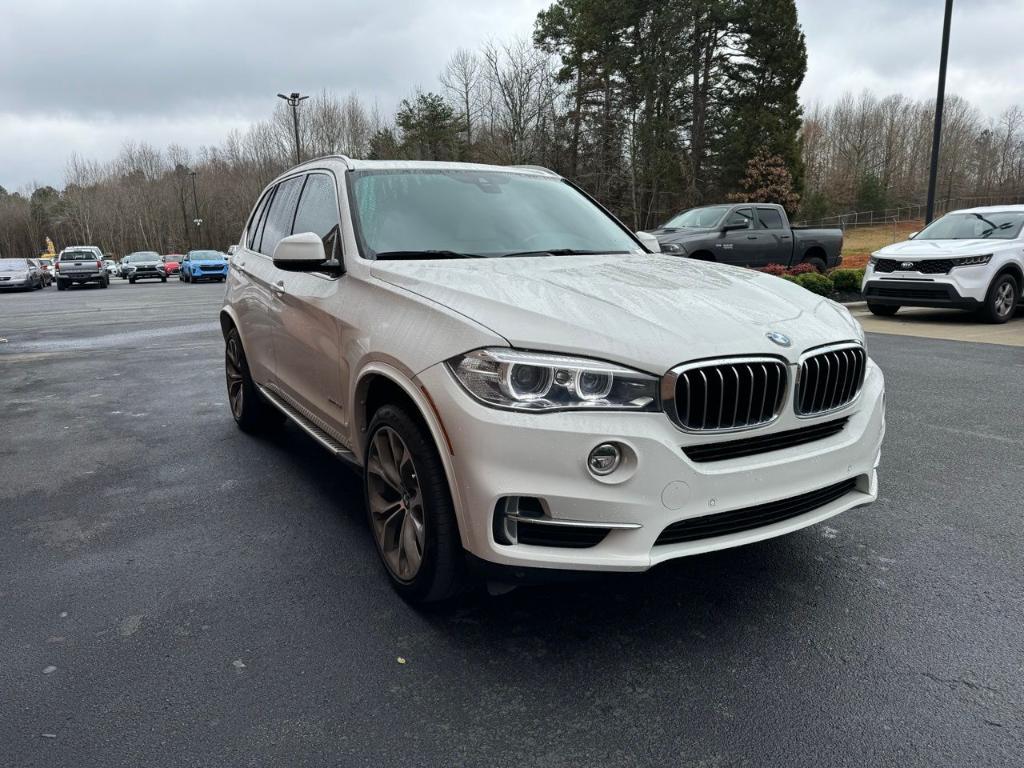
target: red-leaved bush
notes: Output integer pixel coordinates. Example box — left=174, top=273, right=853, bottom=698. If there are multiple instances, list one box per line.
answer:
left=786, top=262, right=818, bottom=276
left=759, top=263, right=787, bottom=276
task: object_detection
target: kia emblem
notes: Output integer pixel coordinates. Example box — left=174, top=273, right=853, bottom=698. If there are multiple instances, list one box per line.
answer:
left=900, top=261, right=915, bottom=270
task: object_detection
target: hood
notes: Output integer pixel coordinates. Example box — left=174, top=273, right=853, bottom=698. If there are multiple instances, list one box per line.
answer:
left=876, top=238, right=1010, bottom=257
left=370, top=255, right=860, bottom=373
left=649, top=228, right=716, bottom=245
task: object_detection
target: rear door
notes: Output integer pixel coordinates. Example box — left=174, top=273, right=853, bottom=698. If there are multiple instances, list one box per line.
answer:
left=232, top=177, right=300, bottom=386
left=268, top=172, right=347, bottom=438
left=754, top=206, right=793, bottom=267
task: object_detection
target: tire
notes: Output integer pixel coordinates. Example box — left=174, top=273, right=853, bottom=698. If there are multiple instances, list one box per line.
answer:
left=868, top=302, right=899, bottom=317
left=802, top=256, right=827, bottom=273
left=224, top=327, right=284, bottom=434
left=161, top=276, right=167, bottom=283
left=979, top=272, right=1018, bottom=324
left=129, top=277, right=136, bottom=284
left=56, top=279, right=67, bottom=291
left=100, top=276, right=109, bottom=289
left=34, top=277, right=43, bottom=290
left=364, top=405, right=464, bottom=604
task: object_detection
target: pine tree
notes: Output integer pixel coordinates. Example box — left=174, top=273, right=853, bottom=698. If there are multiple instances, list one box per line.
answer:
left=718, top=0, right=806, bottom=198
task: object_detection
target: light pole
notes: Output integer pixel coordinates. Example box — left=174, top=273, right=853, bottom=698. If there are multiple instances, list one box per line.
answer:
left=277, top=92, right=309, bottom=165
left=925, top=0, right=954, bottom=224
left=189, top=170, right=201, bottom=248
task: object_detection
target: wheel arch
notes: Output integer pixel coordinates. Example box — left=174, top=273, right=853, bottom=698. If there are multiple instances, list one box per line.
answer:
left=689, top=249, right=715, bottom=261
left=994, top=261, right=1023, bottom=290
left=354, top=364, right=468, bottom=544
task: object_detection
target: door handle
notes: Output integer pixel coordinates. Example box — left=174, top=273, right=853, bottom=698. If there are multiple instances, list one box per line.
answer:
left=746, top=235, right=758, bottom=240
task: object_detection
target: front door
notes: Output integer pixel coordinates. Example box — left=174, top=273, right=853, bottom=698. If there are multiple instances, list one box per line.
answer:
left=267, top=172, right=348, bottom=439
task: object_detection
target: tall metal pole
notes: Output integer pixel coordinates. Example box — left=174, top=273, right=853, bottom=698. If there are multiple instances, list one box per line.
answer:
left=278, top=92, right=308, bottom=165
left=189, top=170, right=201, bottom=247
left=925, top=0, right=954, bottom=224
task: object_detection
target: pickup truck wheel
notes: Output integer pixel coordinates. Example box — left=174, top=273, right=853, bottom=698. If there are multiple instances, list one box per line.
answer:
left=224, top=328, right=283, bottom=434
left=56, top=279, right=67, bottom=291
left=802, top=256, right=827, bottom=273
left=980, top=273, right=1018, bottom=324
left=100, top=276, right=109, bottom=289
left=867, top=302, right=899, bottom=317
left=364, top=406, right=464, bottom=605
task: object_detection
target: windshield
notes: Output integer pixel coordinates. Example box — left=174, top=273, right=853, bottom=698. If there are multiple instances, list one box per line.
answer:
left=349, top=169, right=639, bottom=258
left=0, top=259, right=30, bottom=271
left=915, top=212, right=1024, bottom=240
left=189, top=250, right=224, bottom=261
left=662, top=206, right=730, bottom=229
left=126, top=252, right=159, bottom=262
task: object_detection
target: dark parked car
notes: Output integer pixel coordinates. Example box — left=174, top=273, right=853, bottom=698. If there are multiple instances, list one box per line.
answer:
left=649, top=203, right=843, bottom=271
left=122, top=251, right=167, bottom=283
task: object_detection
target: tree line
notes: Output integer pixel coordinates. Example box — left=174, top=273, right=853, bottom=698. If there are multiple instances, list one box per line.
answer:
left=0, top=0, right=1021, bottom=260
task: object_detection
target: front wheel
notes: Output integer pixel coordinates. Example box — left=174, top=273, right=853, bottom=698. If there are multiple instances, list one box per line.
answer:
left=979, top=273, right=1018, bottom=324
left=364, top=405, right=464, bottom=604
left=160, top=276, right=167, bottom=283
left=867, top=302, right=899, bottom=317
left=129, top=277, right=136, bottom=284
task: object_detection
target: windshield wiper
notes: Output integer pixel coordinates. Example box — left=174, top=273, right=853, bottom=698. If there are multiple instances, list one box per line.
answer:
left=374, top=250, right=483, bottom=261
left=498, top=248, right=630, bottom=258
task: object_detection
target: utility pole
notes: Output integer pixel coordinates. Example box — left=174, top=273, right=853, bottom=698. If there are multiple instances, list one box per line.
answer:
left=278, top=92, right=309, bottom=165
left=925, top=0, right=954, bottom=224
left=189, top=170, right=201, bottom=248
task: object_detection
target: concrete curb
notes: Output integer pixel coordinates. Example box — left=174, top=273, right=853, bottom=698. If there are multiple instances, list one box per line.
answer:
left=841, top=300, right=867, bottom=308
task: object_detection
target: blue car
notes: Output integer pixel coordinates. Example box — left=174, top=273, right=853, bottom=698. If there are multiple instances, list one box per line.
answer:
left=180, top=250, right=229, bottom=283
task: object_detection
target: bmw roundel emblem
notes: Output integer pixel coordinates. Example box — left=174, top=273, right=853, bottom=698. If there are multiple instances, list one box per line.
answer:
left=766, top=331, right=792, bottom=347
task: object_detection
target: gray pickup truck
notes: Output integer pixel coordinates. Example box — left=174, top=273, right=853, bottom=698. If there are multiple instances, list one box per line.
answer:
left=56, top=246, right=109, bottom=290
left=649, top=203, right=843, bottom=271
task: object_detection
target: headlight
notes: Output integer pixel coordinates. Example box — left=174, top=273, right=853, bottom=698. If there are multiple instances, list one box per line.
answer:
left=951, top=254, right=992, bottom=267
left=867, top=255, right=878, bottom=266
left=660, top=243, right=684, bottom=254
left=446, top=348, right=659, bottom=412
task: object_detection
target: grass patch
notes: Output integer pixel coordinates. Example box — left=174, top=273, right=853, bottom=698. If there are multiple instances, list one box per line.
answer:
left=840, top=220, right=922, bottom=268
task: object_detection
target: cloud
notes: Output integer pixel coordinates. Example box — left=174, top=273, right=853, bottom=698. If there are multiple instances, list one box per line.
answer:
left=2, top=0, right=1022, bottom=190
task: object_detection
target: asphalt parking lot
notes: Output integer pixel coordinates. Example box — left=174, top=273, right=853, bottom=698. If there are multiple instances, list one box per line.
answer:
left=2, top=280, right=1022, bottom=767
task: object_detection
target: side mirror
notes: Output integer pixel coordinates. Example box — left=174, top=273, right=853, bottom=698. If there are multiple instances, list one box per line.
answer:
left=907, top=231, right=918, bottom=240
left=227, top=245, right=238, bottom=255
left=635, top=231, right=661, bottom=253
left=721, top=222, right=747, bottom=233
left=273, top=232, right=327, bottom=271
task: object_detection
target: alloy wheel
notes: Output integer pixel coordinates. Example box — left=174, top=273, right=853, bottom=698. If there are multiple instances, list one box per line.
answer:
left=225, top=337, right=245, bottom=419
left=366, top=426, right=426, bottom=581
left=994, top=280, right=1015, bottom=318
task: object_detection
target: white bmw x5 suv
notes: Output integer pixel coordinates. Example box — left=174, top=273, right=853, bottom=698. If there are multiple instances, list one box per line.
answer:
left=222, top=157, right=885, bottom=603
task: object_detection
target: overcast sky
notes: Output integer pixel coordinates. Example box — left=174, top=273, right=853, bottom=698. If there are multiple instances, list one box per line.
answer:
left=2, top=0, right=1021, bottom=191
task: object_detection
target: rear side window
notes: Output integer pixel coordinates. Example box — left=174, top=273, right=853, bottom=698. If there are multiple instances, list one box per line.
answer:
left=292, top=173, right=342, bottom=259
left=757, top=208, right=784, bottom=229
left=61, top=250, right=97, bottom=261
left=247, top=188, right=275, bottom=252
left=259, top=177, right=304, bottom=257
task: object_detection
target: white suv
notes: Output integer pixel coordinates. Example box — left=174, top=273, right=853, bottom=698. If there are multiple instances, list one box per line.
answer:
left=863, top=205, right=1024, bottom=322
left=222, top=157, right=885, bottom=603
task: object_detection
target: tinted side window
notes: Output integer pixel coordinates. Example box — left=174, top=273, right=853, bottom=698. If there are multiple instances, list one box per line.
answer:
left=260, top=176, right=304, bottom=257
left=725, top=208, right=754, bottom=229
left=292, top=173, right=342, bottom=259
left=757, top=208, right=784, bottom=230
left=247, top=188, right=275, bottom=251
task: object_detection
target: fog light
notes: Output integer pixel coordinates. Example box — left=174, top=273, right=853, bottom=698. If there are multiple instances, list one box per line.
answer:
left=588, top=443, right=622, bottom=476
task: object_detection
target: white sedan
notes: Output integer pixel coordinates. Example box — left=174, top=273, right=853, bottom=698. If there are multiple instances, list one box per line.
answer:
left=863, top=205, right=1024, bottom=323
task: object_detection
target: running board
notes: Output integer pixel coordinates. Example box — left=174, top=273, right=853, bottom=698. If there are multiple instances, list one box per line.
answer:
left=258, top=385, right=358, bottom=465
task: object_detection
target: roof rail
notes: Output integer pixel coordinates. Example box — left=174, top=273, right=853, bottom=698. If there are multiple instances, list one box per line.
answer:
left=511, top=165, right=559, bottom=177
left=289, top=154, right=354, bottom=170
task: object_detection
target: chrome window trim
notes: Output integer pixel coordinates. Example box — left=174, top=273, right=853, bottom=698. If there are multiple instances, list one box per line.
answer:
left=794, top=341, right=867, bottom=419
left=661, top=355, right=790, bottom=435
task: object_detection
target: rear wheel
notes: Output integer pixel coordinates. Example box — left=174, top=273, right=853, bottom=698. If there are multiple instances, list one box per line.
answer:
left=979, top=273, right=1018, bottom=324
left=364, top=405, right=464, bottom=604
left=802, top=256, right=827, bottom=273
left=100, top=276, right=109, bottom=289
left=224, top=327, right=284, bottom=434
left=56, top=279, right=67, bottom=291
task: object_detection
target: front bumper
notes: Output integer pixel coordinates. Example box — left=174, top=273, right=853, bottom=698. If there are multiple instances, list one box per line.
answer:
left=417, top=360, right=885, bottom=572
left=862, top=263, right=992, bottom=308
